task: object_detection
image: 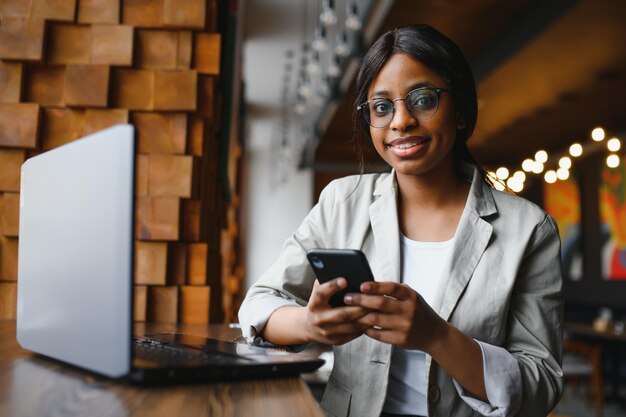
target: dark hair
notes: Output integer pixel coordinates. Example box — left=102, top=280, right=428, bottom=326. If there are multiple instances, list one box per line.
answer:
left=354, top=24, right=492, bottom=184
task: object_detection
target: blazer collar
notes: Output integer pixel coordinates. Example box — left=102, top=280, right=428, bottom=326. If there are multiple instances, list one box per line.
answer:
left=368, top=165, right=498, bottom=321
left=432, top=164, right=496, bottom=320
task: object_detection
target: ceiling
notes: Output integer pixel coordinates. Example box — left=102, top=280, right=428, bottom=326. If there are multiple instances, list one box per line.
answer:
left=243, top=0, right=626, bottom=192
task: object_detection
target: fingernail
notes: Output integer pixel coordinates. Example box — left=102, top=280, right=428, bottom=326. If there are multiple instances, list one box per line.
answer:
left=344, top=295, right=353, bottom=304
left=337, top=278, right=347, bottom=288
left=361, top=283, right=370, bottom=292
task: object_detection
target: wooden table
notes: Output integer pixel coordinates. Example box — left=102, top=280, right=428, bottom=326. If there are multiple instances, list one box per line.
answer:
left=0, top=320, right=325, bottom=417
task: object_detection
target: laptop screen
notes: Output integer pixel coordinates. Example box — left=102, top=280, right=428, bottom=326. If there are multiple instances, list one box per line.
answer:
left=16, top=124, right=135, bottom=378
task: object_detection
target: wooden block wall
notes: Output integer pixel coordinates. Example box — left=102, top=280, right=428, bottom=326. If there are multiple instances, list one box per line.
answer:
left=0, top=0, right=235, bottom=324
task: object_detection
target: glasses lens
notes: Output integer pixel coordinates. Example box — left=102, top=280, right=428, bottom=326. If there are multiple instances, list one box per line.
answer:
left=368, top=99, right=394, bottom=128
left=406, top=88, right=439, bottom=120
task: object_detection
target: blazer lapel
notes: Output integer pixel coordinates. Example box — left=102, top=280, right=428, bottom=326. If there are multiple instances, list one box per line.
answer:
left=369, top=172, right=402, bottom=283
left=432, top=166, right=496, bottom=321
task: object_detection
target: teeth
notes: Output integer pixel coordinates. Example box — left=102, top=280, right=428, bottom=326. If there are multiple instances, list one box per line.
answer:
left=394, top=142, right=417, bottom=149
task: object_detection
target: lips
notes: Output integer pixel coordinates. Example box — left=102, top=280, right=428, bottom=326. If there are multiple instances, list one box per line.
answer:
left=385, top=136, right=430, bottom=157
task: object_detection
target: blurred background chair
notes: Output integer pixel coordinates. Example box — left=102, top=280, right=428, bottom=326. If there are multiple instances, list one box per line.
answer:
left=562, top=337, right=604, bottom=417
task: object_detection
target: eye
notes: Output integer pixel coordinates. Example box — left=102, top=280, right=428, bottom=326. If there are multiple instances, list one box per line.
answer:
left=372, top=100, right=393, bottom=115
left=408, top=90, right=437, bottom=111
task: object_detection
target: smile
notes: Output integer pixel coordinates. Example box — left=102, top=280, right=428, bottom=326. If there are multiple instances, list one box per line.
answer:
left=385, top=136, right=430, bottom=156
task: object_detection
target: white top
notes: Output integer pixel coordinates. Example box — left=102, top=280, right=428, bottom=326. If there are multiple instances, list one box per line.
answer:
left=383, top=234, right=456, bottom=415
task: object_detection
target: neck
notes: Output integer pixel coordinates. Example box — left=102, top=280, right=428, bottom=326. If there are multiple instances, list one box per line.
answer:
left=395, top=163, right=468, bottom=209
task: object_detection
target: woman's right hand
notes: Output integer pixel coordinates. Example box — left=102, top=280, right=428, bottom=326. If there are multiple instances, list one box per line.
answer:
left=304, top=278, right=370, bottom=345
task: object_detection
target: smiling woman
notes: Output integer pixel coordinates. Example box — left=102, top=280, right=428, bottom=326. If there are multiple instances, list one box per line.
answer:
left=239, top=24, right=564, bottom=417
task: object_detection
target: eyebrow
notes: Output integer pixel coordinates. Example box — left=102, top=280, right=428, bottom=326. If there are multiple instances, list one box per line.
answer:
left=369, top=81, right=436, bottom=99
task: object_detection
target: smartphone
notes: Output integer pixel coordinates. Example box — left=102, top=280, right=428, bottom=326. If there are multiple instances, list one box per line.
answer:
left=306, top=249, right=375, bottom=307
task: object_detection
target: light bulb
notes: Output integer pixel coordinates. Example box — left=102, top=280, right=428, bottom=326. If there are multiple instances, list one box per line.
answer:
left=487, top=171, right=497, bottom=181
left=522, top=158, right=534, bottom=172
left=294, top=99, right=307, bottom=115
left=328, top=55, right=341, bottom=78
left=507, top=177, right=524, bottom=193
left=335, top=32, right=350, bottom=57
left=513, top=170, right=526, bottom=182
left=319, top=0, right=337, bottom=26
left=318, top=76, right=331, bottom=98
left=311, top=26, right=327, bottom=52
left=496, top=167, right=509, bottom=180
left=556, top=168, right=569, bottom=180
left=532, top=161, right=544, bottom=174
left=345, top=3, right=362, bottom=31
left=607, top=137, right=621, bottom=152
left=534, top=150, right=548, bottom=163
left=306, top=52, right=321, bottom=74
left=569, top=143, right=583, bottom=157
left=544, top=170, right=557, bottom=183
left=607, top=154, right=620, bottom=168
left=591, top=127, right=605, bottom=141
left=493, top=181, right=505, bottom=191
left=558, top=156, right=572, bottom=169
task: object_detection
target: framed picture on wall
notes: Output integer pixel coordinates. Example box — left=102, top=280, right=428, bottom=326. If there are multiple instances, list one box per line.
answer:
left=544, top=174, right=583, bottom=281
left=599, top=155, right=626, bottom=281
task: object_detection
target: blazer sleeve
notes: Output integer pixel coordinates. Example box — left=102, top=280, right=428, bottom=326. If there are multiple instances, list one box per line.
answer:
left=506, top=214, right=564, bottom=415
left=238, top=180, right=338, bottom=344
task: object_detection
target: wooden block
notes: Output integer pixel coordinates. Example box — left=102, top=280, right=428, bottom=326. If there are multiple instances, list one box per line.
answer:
left=194, top=33, right=221, bottom=75
left=1, top=192, right=19, bottom=237
left=0, top=17, right=45, bottom=61
left=179, top=286, right=209, bottom=324
left=64, top=64, right=110, bottom=107
left=32, top=0, right=76, bottom=21
left=48, top=24, right=91, bottom=65
left=182, top=199, right=201, bottom=241
left=0, top=0, right=33, bottom=18
left=78, top=0, right=120, bottom=24
left=163, top=0, right=205, bottom=29
left=177, top=31, right=192, bottom=69
left=187, top=242, right=207, bottom=285
left=0, top=61, right=22, bottom=103
left=154, top=70, right=197, bottom=111
left=0, top=149, right=25, bottom=192
left=134, top=241, right=167, bottom=285
left=0, top=103, right=39, bottom=148
left=187, top=116, right=204, bottom=156
left=148, top=154, right=194, bottom=197
left=197, top=75, right=214, bottom=118
left=0, top=236, right=18, bottom=281
left=122, top=0, right=163, bottom=28
left=135, top=154, right=149, bottom=196
left=83, top=108, right=128, bottom=135
left=0, top=282, right=17, bottom=319
left=41, top=108, right=84, bottom=150
left=133, top=285, right=147, bottom=322
left=111, top=69, right=154, bottom=110
left=25, top=65, right=65, bottom=106
left=132, top=112, right=187, bottom=154
left=136, top=29, right=178, bottom=70
left=135, top=196, right=180, bottom=240
left=167, top=242, right=186, bottom=285
left=90, top=24, right=133, bottom=66
left=148, top=286, right=177, bottom=324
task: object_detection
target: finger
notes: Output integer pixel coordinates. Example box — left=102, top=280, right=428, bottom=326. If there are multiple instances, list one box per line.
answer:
left=364, top=327, right=401, bottom=345
left=360, top=281, right=414, bottom=300
left=355, top=311, right=411, bottom=333
left=317, top=322, right=369, bottom=338
left=310, top=278, right=347, bottom=305
left=343, top=293, right=403, bottom=313
left=312, top=306, right=371, bottom=326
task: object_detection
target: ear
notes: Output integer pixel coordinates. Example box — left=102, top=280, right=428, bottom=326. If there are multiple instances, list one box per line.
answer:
left=456, top=112, right=466, bottom=130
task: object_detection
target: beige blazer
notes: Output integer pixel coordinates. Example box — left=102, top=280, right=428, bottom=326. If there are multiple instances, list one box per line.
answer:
left=239, top=165, right=563, bottom=417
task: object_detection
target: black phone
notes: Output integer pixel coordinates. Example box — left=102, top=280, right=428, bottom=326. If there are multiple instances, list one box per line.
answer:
left=306, top=249, right=375, bottom=307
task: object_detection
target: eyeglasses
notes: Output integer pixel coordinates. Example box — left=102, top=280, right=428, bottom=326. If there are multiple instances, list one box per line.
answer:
left=357, top=86, right=450, bottom=128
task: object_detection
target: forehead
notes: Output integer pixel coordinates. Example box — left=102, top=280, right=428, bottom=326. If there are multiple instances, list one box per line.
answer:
left=368, top=53, right=446, bottom=96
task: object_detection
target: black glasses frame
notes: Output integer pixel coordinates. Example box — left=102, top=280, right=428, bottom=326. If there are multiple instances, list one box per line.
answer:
left=357, top=86, right=450, bottom=128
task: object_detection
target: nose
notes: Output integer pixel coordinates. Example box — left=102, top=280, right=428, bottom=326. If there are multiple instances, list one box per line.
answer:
left=389, top=99, right=418, bottom=131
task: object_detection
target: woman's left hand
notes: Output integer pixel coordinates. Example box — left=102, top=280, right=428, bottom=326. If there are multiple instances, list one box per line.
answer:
left=344, top=281, right=447, bottom=352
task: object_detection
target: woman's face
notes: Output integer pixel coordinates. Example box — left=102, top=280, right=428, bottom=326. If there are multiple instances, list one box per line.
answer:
left=366, top=53, right=464, bottom=180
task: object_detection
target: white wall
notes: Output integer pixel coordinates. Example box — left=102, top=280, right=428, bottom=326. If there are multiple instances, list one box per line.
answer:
left=243, top=145, right=313, bottom=290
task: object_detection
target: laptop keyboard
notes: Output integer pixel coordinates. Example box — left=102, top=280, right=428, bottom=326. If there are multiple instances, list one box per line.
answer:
left=133, top=337, right=232, bottom=366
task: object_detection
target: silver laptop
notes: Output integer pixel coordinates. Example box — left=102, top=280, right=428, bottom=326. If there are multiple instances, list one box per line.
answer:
left=16, top=124, right=323, bottom=382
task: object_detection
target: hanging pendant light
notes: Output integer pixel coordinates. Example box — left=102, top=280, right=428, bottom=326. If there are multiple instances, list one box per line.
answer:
left=345, top=2, right=362, bottom=31
left=319, top=0, right=337, bottom=27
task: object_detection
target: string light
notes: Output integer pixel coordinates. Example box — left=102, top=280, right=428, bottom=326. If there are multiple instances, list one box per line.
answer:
left=558, top=156, right=572, bottom=169
left=319, top=0, right=337, bottom=26
left=591, top=127, right=606, bottom=141
left=556, top=168, right=570, bottom=180
left=545, top=170, right=557, bottom=183
left=496, top=167, right=509, bottom=180
left=522, top=158, right=534, bottom=172
left=569, top=143, right=583, bottom=157
left=535, top=150, right=548, bottom=163
left=607, top=137, right=621, bottom=152
left=607, top=154, right=620, bottom=168
left=345, top=2, right=362, bottom=30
